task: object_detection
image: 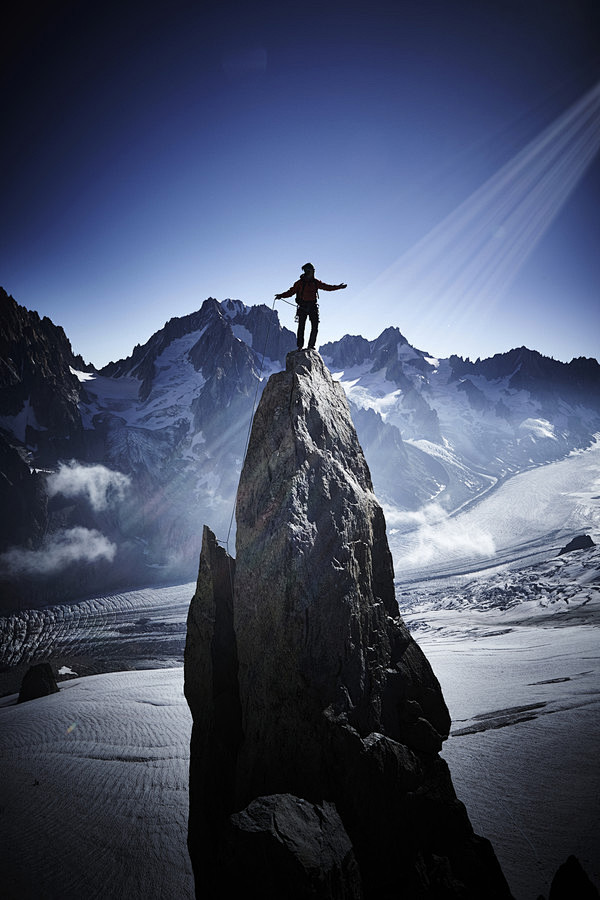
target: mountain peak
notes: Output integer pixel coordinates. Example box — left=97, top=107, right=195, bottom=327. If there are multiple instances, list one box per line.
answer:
left=0, top=286, right=85, bottom=442
left=100, top=298, right=295, bottom=400
left=221, top=298, right=245, bottom=317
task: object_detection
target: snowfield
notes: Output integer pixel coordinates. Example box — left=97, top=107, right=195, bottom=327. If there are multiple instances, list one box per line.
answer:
left=419, top=620, right=600, bottom=900
left=0, top=669, right=194, bottom=900
left=398, top=544, right=600, bottom=899
left=1, top=580, right=598, bottom=900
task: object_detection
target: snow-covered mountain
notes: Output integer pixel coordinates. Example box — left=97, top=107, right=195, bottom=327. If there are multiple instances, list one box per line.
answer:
left=1, top=286, right=599, bottom=611
left=321, top=329, right=600, bottom=512
left=0, top=290, right=296, bottom=609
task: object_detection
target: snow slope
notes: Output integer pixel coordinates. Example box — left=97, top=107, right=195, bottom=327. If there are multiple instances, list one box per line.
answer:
left=398, top=545, right=600, bottom=899
left=75, top=328, right=208, bottom=432
left=0, top=668, right=193, bottom=900
left=415, top=618, right=600, bottom=900
left=2, top=594, right=598, bottom=900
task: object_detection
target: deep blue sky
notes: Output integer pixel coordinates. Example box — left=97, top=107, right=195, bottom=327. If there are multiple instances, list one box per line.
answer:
left=2, top=0, right=599, bottom=367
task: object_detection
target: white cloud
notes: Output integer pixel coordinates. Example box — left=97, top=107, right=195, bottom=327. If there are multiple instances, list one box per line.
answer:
left=47, top=462, right=130, bottom=511
left=385, top=502, right=496, bottom=567
left=0, top=527, right=117, bottom=576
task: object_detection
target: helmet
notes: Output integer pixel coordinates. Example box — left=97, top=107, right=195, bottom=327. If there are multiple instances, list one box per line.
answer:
left=302, top=262, right=315, bottom=273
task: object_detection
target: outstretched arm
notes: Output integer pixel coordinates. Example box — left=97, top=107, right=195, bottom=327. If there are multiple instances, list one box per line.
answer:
left=275, top=279, right=301, bottom=300
left=317, top=280, right=347, bottom=291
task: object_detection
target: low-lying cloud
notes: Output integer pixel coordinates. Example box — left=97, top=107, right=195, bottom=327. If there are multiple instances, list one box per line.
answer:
left=48, top=461, right=130, bottom=511
left=0, top=527, right=117, bottom=576
left=385, top=502, right=496, bottom=567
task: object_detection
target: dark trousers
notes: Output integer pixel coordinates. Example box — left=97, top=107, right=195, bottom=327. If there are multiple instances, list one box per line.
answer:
left=296, top=302, right=319, bottom=349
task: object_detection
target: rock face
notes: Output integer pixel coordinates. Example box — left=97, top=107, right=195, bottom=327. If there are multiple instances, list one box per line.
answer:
left=184, top=524, right=242, bottom=886
left=0, top=288, right=87, bottom=451
left=225, top=793, right=362, bottom=900
left=234, top=350, right=449, bottom=800
left=185, top=350, right=513, bottom=899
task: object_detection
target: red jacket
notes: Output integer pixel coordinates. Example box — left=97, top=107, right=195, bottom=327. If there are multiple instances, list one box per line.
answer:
left=279, top=276, right=344, bottom=304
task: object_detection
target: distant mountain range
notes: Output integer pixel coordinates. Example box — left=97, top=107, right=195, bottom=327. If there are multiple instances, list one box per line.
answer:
left=1, top=286, right=599, bottom=611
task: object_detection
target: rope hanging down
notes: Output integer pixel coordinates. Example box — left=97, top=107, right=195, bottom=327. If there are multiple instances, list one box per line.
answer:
left=222, top=297, right=278, bottom=552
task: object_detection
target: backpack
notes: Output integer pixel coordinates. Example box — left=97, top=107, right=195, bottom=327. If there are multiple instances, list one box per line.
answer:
left=296, top=274, right=319, bottom=305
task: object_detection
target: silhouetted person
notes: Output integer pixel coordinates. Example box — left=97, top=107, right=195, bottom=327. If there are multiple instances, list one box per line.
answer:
left=275, top=263, right=347, bottom=350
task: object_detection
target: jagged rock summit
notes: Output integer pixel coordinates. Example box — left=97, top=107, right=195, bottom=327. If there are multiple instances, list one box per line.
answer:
left=185, top=349, right=513, bottom=898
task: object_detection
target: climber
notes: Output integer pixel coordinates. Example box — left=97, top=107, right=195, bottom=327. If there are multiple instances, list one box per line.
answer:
left=275, top=263, right=347, bottom=350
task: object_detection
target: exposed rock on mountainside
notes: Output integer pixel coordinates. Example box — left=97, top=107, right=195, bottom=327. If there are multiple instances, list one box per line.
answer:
left=0, top=288, right=89, bottom=451
left=0, top=289, right=86, bottom=561
left=185, top=350, right=512, bottom=899
left=449, top=347, right=600, bottom=409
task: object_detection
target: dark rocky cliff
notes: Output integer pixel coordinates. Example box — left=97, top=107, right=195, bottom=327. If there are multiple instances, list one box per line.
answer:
left=185, top=350, right=512, bottom=899
left=0, top=288, right=85, bottom=570
left=0, top=288, right=87, bottom=456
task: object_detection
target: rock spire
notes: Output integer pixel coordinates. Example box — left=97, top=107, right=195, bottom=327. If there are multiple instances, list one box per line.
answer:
left=185, top=349, right=512, bottom=899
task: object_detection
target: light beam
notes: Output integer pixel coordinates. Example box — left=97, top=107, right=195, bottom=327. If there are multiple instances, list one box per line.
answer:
left=363, top=81, right=600, bottom=343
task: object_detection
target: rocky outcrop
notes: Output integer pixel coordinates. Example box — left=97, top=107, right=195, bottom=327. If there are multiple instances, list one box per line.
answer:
left=0, top=438, right=47, bottom=553
left=0, top=287, right=86, bottom=457
left=185, top=350, right=512, bottom=899
left=18, top=662, right=59, bottom=703
left=233, top=351, right=449, bottom=799
left=559, top=534, right=595, bottom=555
left=184, top=524, right=242, bottom=892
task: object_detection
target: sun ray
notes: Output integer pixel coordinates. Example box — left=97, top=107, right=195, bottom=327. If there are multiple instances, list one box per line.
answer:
left=360, top=81, right=600, bottom=339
